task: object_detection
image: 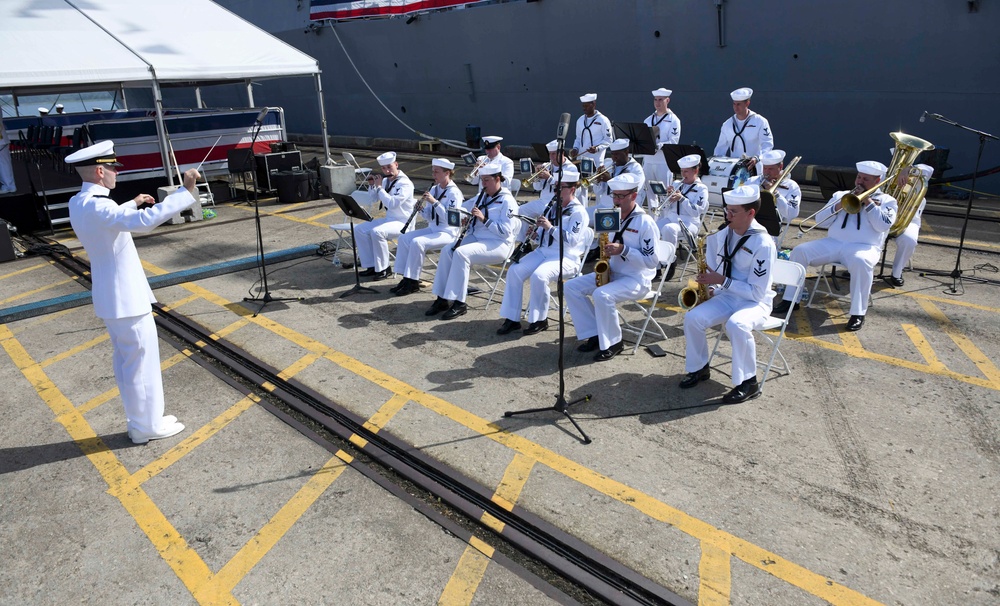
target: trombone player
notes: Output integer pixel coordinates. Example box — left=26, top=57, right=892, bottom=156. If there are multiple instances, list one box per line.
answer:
left=772, top=161, right=897, bottom=331
left=747, top=150, right=801, bottom=244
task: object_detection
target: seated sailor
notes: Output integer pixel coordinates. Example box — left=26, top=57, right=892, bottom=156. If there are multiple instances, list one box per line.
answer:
left=356, top=151, right=415, bottom=280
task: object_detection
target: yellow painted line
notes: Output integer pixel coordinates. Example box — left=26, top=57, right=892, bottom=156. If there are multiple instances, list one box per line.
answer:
left=363, top=393, right=410, bottom=434
left=698, top=540, right=732, bottom=606
left=159, top=293, right=202, bottom=313
left=348, top=433, right=368, bottom=448
left=212, top=318, right=251, bottom=340
left=8, top=307, right=77, bottom=335
left=0, top=260, right=51, bottom=281
left=901, top=290, right=1000, bottom=314
left=916, top=298, right=1000, bottom=387
left=491, top=453, right=535, bottom=513
left=0, top=325, right=235, bottom=605
left=213, top=453, right=349, bottom=594
left=230, top=203, right=329, bottom=229
left=825, top=301, right=865, bottom=354
left=178, top=276, right=884, bottom=604
left=304, top=207, right=342, bottom=222
left=39, top=333, right=109, bottom=368
left=77, top=351, right=192, bottom=414
left=438, top=541, right=494, bottom=606
left=260, top=381, right=276, bottom=392
left=277, top=352, right=321, bottom=380
left=901, top=324, right=947, bottom=372
left=132, top=394, right=260, bottom=485
left=0, top=277, right=77, bottom=305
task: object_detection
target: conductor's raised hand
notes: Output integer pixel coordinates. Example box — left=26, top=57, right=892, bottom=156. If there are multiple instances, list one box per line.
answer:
left=133, top=194, right=156, bottom=209
left=182, top=168, right=201, bottom=197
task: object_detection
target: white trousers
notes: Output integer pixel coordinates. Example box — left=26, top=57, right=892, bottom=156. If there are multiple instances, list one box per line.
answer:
left=0, top=140, right=14, bottom=191
left=432, top=235, right=511, bottom=302
left=891, top=223, right=920, bottom=279
left=657, top=215, right=700, bottom=247
left=104, top=313, right=168, bottom=434
left=565, top=271, right=647, bottom=350
left=683, top=292, right=769, bottom=386
left=515, top=199, right=546, bottom=242
left=500, top=249, right=579, bottom=324
left=355, top=217, right=403, bottom=272
left=640, top=154, right=672, bottom=208
left=784, top=238, right=880, bottom=316
left=393, top=227, right=454, bottom=280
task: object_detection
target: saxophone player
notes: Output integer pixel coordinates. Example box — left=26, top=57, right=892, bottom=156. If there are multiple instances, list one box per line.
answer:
left=584, top=139, right=646, bottom=262
left=565, top=174, right=660, bottom=362
left=680, top=184, right=777, bottom=403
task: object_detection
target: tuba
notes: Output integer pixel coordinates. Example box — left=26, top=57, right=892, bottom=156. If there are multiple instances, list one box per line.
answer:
left=882, top=132, right=934, bottom=238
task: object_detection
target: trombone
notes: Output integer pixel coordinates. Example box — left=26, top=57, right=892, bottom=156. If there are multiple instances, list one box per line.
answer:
left=520, top=162, right=551, bottom=188
left=796, top=182, right=874, bottom=236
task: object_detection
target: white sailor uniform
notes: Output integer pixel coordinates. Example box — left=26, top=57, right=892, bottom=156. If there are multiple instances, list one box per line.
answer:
left=639, top=110, right=680, bottom=196
left=356, top=171, right=415, bottom=272
left=747, top=174, right=802, bottom=241
left=573, top=111, right=614, bottom=166
left=565, top=206, right=660, bottom=351
left=69, top=181, right=198, bottom=435
left=780, top=190, right=898, bottom=316
left=521, top=160, right=583, bottom=240
left=0, top=119, right=15, bottom=193
left=890, top=197, right=925, bottom=281
left=432, top=188, right=518, bottom=303
left=713, top=111, right=774, bottom=161
left=683, top=220, right=777, bottom=386
left=500, top=199, right=589, bottom=325
left=591, top=158, right=647, bottom=220
left=393, top=181, right=465, bottom=281
left=469, top=153, right=515, bottom=191
left=657, top=179, right=709, bottom=246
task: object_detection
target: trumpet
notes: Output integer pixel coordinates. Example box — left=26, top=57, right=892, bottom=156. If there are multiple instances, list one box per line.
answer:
left=520, top=162, right=551, bottom=188
left=465, top=157, right=488, bottom=183
left=581, top=163, right=613, bottom=187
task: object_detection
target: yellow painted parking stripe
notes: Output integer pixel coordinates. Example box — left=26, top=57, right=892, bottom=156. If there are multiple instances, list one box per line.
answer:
left=277, top=352, right=321, bottom=380
left=480, top=453, right=535, bottom=534
left=0, top=260, right=51, bottom=281
left=0, top=325, right=235, bottom=605
left=901, top=324, right=947, bottom=372
left=698, top=540, right=732, bottom=606
left=8, top=308, right=77, bottom=335
left=364, top=393, right=410, bottom=434
left=213, top=453, right=349, bottom=594
left=212, top=318, right=250, bottom=340
left=159, top=293, right=202, bottom=313
left=0, top=277, right=77, bottom=305
left=916, top=298, right=1000, bottom=387
left=901, top=290, right=1000, bottom=314
left=77, top=351, right=192, bottom=414
left=304, top=207, right=341, bottom=222
left=132, top=394, right=260, bottom=486
left=39, top=333, right=109, bottom=368
left=438, top=540, right=494, bottom=606
left=230, top=203, right=329, bottom=229
left=825, top=301, right=865, bottom=355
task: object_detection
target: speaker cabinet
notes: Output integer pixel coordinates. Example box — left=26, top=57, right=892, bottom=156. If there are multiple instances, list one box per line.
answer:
left=255, top=151, right=302, bottom=191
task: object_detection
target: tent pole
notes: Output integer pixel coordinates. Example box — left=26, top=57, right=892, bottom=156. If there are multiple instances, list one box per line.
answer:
left=314, top=72, right=331, bottom=165
left=151, top=76, right=175, bottom=187
left=246, top=80, right=255, bottom=108
left=195, top=87, right=203, bottom=109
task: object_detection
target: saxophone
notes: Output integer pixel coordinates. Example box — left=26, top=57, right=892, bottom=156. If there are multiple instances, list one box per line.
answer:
left=595, top=232, right=611, bottom=286
left=678, top=233, right=709, bottom=310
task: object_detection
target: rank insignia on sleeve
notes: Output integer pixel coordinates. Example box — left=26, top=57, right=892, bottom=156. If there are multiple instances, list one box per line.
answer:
left=572, top=222, right=581, bottom=233
left=753, top=259, right=767, bottom=277
left=641, top=238, right=655, bottom=256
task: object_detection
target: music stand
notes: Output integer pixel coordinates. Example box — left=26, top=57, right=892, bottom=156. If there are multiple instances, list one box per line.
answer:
left=331, top=192, right=378, bottom=298
left=661, top=144, right=708, bottom=176
left=530, top=143, right=551, bottom=162
left=613, top=122, right=657, bottom=156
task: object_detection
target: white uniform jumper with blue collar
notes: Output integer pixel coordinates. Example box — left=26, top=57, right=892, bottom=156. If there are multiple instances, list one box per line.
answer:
left=500, top=198, right=590, bottom=325
left=747, top=174, right=802, bottom=245
left=357, top=171, right=415, bottom=272
left=432, top=187, right=519, bottom=303
left=566, top=206, right=660, bottom=351
left=639, top=110, right=681, bottom=199
left=573, top=110, right=613, bottom=199
left=520, top=160, right=585, bottom=240
left=713, top=111, right=774, bottom=162
left=657, top=178, right=710, bottom=246
left=591, top=157, right=647, bottom=220
left=683, top=220, right=777, bottom=386
left=468, top=152, right=515, bottom=192
left=393, top=181, right=465, bottom=281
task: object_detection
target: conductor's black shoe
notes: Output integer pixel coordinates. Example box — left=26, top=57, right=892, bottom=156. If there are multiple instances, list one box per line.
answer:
left=884, top=275, right=904, bottom=288
left=771, top=299, right=799, bottom=316
left=496, top=319, right=522, bottom=335
left=722, top=377, right=761, bottom=404
left=523, top=320, right=549, bottom=335
left=679, top=364, right=711, bottom=388
left=594, top=340, right=624, bottom=362
left=584, top=248, right=600, bottom=264
left=664, top=261, right=677, bottom=282
left=442, top=301, right=468, bottom=320
left=359, top=267, right=376, bottom=277
left=845, top=314, right=865, bottom=331
left=425, top=297, right=450, bottom=316
left=577, top=336, right=600, bottom=352
left=372, top=268, right=392, bottom=281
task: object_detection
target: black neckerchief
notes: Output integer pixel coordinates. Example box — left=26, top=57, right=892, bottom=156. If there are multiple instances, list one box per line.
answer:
left=648, top=111, right=671, bottom=128
left=612, top=207, right=638, bottom=245
left=728, top=111, right=755, bottom=156
left=721, top=228, right=754, bottom=278
left=544, top=202, right=566, bottom=246
left=840, top=192, right=878, bottom=230
left=582, top=114, right=600, bottom=148
left=430, top=185, right=442, bottom=226
left=379, top=175, right=400, bottom=210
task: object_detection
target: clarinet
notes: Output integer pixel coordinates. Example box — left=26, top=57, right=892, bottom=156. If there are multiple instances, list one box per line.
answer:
left=400, top=188, right=431, bottom=234
left=451, top=191, right=488, bottom=251
left=511, top=195, right=559, bottom=263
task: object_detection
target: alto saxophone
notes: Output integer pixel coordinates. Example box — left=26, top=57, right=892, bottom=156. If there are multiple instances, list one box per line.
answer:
left=678, top=233, right=709, bottom=310
left=595, top=232, right=611, bottom=286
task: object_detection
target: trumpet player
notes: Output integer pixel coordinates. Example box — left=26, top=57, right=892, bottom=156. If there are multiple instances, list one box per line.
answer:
left=391, top=158, right=466, bottom=296
left=497, top=168, right=589, bottom=336
left=638, top=88, right=681, bottom=202
left=679, top=185, right=777, bottom=403
left=426, top=164, right=518, bottom=320
left=713, top=88, right=774, bottom=172
left=747, top=149, right=801, bottom=239
left=772, top=161, right=897, bottom=332
left=468, top=135, right=514, bottom=191
left=885, top=164, right=933, bottom=288
left=565, top=174, right=660, bottom=362
left=355, top=151, right=415, bottom=280
left=656, top=154, right=709, bottom=279
left=518, top=140, right=581, bottom=242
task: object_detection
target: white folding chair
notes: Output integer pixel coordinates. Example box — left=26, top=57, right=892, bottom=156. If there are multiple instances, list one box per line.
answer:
left=620, top=239, right=677, bottom=353
left=508, top=179, right=521, bottom=199
left=328, top=190, right=376, bottom=262
left=806, top=263, right=875, bottom=310
left=708, top=259, right=806, bottom=393
left=675, top=220, right=701, bottom=281
left=342, top=152, right=372, bottom=189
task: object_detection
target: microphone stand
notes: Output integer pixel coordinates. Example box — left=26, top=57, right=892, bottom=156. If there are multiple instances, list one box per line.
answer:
left=505, top=141, right=593, bottom=445
left=242, top=111, right=300, bottom=316
left=919, top=113, right=999, bottom=295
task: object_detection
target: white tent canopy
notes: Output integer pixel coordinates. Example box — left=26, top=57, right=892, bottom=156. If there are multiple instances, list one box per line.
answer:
left=0, top=0, right=329, bottom=171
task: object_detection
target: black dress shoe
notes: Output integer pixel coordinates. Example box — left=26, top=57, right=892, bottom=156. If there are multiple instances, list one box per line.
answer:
left=497, top=319, right=522, bottom=335
left=442, top=301, right=468, bottom=320
left=846, top=315, right=865, bottom=331
left=664, top=261, right=677, bottom=282
left=372, top=268, right=392, bottom=281
left=679, top=364, right=711, bottom=388
left=594, top=340, right=624, bottom=361
left=390, top=279, right=408, bottom=294
left=425, top=297, right=450, bottom=316
left=722, top=378, right=761, bottom=403
left=395, top=281, right=420, bottom=297
left=577, top=336, right=600, bottom=352
left=653, top=268, right=662, bottom=283
left=884, top=275, right=904, bottom=288
left=359, top=267, right=376, bottom=277
left=771, top=299, right=800, bottom=316
left=523, top=320, right=549, bottom=335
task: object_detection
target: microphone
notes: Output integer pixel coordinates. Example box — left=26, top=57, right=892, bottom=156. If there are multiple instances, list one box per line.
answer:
left=919, top=111, right=928, bottom=123
left=254, top=107, right=269, bottom=125
left=555, top=112, right=571, bottom=143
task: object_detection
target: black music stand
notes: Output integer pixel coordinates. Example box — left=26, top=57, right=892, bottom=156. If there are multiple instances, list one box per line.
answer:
left=530, top=143, right=551, bottom=162
left=504, top=144, right=593, bottom=445
left=661, top=144, right=707, bottom=176
left=331, top=192, right=378, bottom=298
left=613, top=122, right=657, bottom=156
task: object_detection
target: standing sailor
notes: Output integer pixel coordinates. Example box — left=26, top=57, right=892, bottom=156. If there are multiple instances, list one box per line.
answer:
left=66, top=141, right=200, bottom=444
left=713, top=87, right=774, bottom=172
left=570, top=93, right=613, bottom=199
left=639, top=88, right=681, bottom=202
left=356, top=151, right=415, bottom=280
left=468, top=136, right=514, bottom=191
left=391, top=158, right=465, bottom=296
